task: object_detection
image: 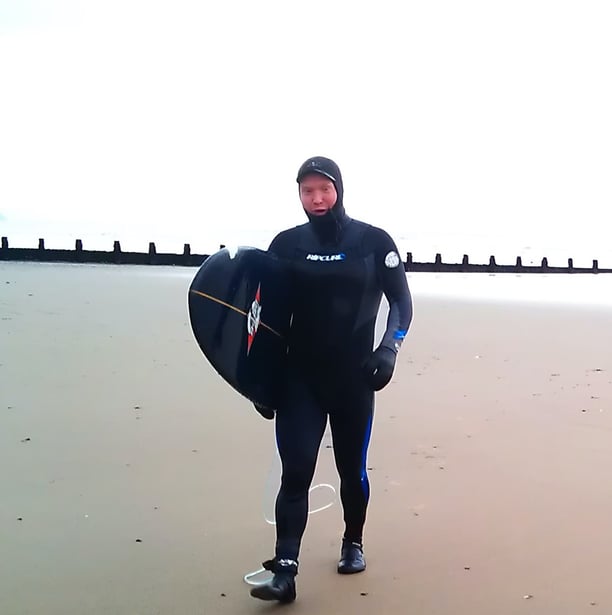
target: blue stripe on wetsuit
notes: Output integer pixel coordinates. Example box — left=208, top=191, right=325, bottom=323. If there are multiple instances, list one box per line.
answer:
left=360, top=413, right=374, bottom=500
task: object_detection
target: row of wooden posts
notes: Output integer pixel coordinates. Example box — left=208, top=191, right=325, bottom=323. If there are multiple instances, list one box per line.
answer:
left=0, top=236, right=610, bottom=273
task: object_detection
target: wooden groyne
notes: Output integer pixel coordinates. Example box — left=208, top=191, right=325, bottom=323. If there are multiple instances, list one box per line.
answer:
left=403, top=252, right=611, bottom=274
left=1, top=236, right=610, bottom=274
left=0, top=237, right=204, bottom=267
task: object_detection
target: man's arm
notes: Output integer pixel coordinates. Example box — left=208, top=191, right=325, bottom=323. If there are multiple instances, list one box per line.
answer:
left=377, top=234, right=413, bottom=354
left=364, top=229, right=413, bottom=391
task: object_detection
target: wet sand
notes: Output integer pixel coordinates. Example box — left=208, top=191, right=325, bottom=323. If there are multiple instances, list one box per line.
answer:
left=1, top=262, right=611, bottom=615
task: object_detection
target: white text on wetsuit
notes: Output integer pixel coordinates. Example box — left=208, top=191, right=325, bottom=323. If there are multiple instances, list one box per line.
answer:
left=305, top=253, right=346, bottom=262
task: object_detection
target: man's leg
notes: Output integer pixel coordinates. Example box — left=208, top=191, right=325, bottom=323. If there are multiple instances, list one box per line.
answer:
left=251, top=375, right=327, bottom=602
left=329, top=386, right=374, bottom=573
left=274, top=376, right=328, bottom=560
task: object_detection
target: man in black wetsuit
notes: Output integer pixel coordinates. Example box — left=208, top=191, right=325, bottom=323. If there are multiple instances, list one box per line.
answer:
left=250, top=156, right=413, bottom=603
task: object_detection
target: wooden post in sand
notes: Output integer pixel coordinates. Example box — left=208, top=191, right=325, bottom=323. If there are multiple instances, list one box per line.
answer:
left=434, top=253, right=442, bottom=272
left=148, top=242, right=157, bottom=265
left=405, top=252, right=413, bottom=272
left=75, top=239, right=83, bottom=262
left=113, top=241, right=122, bottom=264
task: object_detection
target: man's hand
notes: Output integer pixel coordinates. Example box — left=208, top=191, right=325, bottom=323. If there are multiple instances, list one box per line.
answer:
left=364, top=346, right=397, bottom=391
left=254, top=403, right=275, bottom=420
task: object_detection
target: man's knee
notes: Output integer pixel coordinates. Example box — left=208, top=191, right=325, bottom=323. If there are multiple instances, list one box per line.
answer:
left=280, top=467, right=316, bottom=498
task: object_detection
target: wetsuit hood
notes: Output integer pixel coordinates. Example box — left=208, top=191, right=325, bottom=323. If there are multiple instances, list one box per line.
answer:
left=296, top=156, right=349, bottom=245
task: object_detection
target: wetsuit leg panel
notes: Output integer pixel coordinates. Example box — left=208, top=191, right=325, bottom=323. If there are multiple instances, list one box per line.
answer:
left=274, top=376, right=327, bottom=560
left=329, top=388, right=374, bottom=543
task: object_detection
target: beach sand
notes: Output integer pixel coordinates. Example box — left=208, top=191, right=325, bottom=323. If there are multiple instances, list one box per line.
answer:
left=1, top=262, right=611, bottom=615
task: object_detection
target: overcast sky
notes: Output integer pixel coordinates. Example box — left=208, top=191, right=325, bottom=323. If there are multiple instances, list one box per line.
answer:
left=1, top=0, right=611, bottom=253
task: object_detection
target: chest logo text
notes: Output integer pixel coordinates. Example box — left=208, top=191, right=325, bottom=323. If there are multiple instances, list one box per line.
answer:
left=306, top=253, right=346, bottom=262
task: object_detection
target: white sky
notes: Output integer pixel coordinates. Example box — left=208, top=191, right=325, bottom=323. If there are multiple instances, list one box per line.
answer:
left=1, top=0, right=611, bottom=253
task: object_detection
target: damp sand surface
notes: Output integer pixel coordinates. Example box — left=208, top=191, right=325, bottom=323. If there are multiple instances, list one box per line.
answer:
left=1, top=262, right=611, bottom=614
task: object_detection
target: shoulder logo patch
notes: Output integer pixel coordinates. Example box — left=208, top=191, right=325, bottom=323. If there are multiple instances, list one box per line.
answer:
left=384, top=251, right=400, bottom=268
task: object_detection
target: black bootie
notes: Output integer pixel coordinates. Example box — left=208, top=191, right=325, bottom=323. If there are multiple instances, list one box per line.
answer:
left=337, top=539, right=366, bottom=574
left=250, top=558, right=297, bottom=603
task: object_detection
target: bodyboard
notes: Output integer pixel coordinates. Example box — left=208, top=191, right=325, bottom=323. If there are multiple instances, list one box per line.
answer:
left=188, top=246, right=291, bottom=410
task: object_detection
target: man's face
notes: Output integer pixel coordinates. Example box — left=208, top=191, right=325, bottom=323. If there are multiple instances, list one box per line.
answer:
left=299, top=174, right=337, bottom=216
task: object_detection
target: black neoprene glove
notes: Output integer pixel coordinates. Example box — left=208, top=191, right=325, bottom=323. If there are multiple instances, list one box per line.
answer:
left=253, top=403, right=275, bottom=420
left=363, top=346, right=397, bottom=391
